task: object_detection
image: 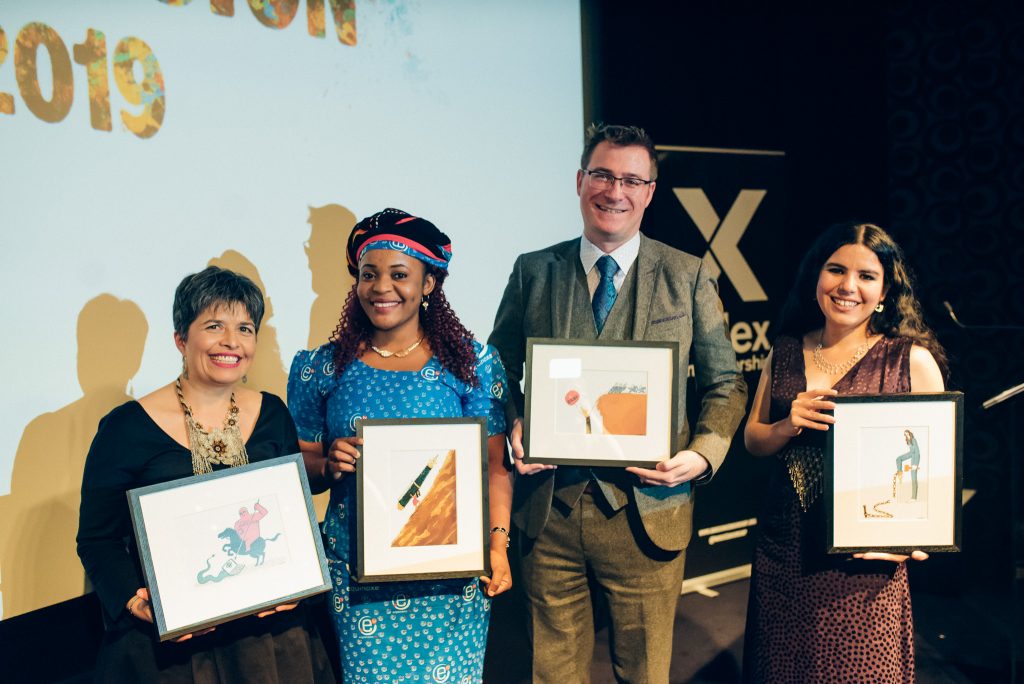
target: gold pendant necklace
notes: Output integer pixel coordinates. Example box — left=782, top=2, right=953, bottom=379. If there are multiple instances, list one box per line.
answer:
left=812, top=332, right=870, bottom=376
left=370, top=335, right=424, bottom=359
left=176, top=378, right=249, bottom=475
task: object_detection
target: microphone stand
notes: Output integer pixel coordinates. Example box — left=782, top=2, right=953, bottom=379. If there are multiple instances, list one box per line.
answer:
left=982, top=382, right=1024, bottom=411
left=945, top=301, right=1024, bottom=682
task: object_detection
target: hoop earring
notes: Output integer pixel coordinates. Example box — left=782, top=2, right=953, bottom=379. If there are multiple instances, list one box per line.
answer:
left=874, top=303, right=885, bottom=313
left=181, top=356, right=189, bottom=380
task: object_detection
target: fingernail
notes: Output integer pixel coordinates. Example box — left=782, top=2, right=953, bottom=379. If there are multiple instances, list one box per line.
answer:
left=333, top=472, right=341, bottom=480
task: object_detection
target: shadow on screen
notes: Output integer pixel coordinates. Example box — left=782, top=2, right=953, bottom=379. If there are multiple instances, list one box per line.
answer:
left=0, top=295, right=147, bottom=619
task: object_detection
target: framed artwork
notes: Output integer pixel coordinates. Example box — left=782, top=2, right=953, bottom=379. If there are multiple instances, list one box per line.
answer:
left=127, top=453, right=330, bottom=641
left=523, top=338, right=678, bottom=467
left=825, top=392, right=964, bottom=554
left=355, top=418, right=489, bottom=582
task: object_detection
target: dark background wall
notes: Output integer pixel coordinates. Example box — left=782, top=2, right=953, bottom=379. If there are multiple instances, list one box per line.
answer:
left=583, top=3, right=889, bottom=241
left=884, top=0, right=1024, bottom=593
left=583, top=0, right=1024, bottom=595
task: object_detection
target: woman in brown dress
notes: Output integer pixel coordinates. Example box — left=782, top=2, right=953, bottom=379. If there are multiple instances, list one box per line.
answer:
left=742, top=222, right=946, bottom=683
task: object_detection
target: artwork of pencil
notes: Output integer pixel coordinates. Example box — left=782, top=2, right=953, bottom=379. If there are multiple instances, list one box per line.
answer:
left=397, top=455, right=439, bottom=510
left=392, top=450, right=458, bottom=547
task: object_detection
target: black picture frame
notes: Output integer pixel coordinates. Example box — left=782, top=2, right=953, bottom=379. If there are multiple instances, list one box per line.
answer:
left=523, top=337, right=679, bottom=468
left=354, top=417, right=490, bottom=582
left=824, top=392, right=964, bottom=554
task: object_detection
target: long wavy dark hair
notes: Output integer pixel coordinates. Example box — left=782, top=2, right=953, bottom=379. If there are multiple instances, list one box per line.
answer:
left=329, top=265, right=478, bottom=386
left=775, top=221, right=947, bottom=376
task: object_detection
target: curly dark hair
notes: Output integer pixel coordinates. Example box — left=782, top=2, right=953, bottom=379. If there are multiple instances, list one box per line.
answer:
left=329, top=265, right=479, bottom=386
left=775, top=221, right=947, bottom=376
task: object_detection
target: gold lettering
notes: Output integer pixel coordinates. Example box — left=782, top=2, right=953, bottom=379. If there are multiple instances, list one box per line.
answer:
left=15, top=22, right=74, bottom=123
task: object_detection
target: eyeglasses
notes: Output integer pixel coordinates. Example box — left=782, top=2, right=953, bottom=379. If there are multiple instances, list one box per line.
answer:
left=581, top=169, right=654, bottom=193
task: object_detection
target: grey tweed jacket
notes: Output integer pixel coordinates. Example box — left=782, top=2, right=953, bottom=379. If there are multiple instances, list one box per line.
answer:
left=487, top=234, right=747, bottom=551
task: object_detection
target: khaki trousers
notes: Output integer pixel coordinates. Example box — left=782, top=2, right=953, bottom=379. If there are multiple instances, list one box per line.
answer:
left=519, top=490, right=686, bottom=684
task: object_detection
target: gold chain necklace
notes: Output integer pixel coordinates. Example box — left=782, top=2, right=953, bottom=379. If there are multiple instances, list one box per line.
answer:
left=812, top=332, right=871, bottom=376
left=370, top=335, right=424, bottom=359
left=175, top=378, right=249, bottom=475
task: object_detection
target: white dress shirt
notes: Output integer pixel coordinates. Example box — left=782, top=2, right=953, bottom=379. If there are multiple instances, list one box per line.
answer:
left=579, top=232, right=641, bottom=298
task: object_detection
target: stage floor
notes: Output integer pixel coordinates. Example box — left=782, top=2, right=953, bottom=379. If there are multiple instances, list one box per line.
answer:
left=485, top=577, right=1018, bottom=683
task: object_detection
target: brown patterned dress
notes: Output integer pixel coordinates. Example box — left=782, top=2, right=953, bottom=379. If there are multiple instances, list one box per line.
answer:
left=743, top=335, right=916, bottom=683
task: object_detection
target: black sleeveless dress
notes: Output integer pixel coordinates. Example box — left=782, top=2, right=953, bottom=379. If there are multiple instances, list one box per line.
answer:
left=743, top=335, right=915, bottom=683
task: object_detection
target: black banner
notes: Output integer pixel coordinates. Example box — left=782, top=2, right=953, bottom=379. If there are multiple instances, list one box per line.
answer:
left=644, top=146, right=787, bottom=581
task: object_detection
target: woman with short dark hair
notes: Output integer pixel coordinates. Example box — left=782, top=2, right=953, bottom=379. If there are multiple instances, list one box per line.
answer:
left=77, top=266, right=332, bottom=683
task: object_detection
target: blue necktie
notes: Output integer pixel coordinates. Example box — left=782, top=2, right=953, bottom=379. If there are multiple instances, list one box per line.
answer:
left=592, top=255, right=619, bottom=333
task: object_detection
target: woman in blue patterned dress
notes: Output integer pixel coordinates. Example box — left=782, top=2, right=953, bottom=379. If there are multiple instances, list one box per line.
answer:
left=287, top=208, right=512, bottom=683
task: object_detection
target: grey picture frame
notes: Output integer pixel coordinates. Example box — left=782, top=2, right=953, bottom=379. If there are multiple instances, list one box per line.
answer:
left=127, top=453, right=330, bottom=641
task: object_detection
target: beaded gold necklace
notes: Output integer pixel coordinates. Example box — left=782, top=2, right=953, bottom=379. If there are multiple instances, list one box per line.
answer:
left=175, top=378, right=249, bottom=475
left=811, top=331, right=871, bottom=376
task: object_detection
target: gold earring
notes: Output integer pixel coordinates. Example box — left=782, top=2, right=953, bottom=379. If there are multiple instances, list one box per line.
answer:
left=421, top=295, right=429, bottom=311
left=874, top=303, right=885, bottom=313
left=181, top=356, right=189, bottom=380
left=242, top=374, right=248, bottom=384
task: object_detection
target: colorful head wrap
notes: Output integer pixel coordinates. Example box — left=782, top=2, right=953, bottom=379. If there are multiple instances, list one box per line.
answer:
left=346, top=208, right=452, bottom=276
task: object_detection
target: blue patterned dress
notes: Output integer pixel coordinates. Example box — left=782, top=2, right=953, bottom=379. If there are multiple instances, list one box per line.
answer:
left=287, top=341, right=507, bottom=683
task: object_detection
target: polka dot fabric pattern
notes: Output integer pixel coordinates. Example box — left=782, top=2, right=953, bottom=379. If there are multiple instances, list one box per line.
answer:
left=287, top=341, right=507, bottom=683
left=743, top=336, right=915, bottom=683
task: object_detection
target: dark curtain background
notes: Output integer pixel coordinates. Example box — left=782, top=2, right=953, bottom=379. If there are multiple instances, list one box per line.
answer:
left=583, top=0, right=1024, bottom=597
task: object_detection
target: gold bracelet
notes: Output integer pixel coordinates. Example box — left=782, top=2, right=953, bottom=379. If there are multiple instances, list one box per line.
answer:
left=489, top=526, right=510, bottom=549
left=125, top=594, right=142, bottom=615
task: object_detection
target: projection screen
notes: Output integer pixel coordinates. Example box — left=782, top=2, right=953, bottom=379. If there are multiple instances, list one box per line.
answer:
left=0, top=0, right=582, bottom=618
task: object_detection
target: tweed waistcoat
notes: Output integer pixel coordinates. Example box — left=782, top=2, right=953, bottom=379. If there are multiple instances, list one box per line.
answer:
left=552, top=260, right=639, bottom=510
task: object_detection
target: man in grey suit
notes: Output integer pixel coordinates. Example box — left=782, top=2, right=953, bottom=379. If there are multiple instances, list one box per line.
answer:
left=488, top=124, right=747, bottom=683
